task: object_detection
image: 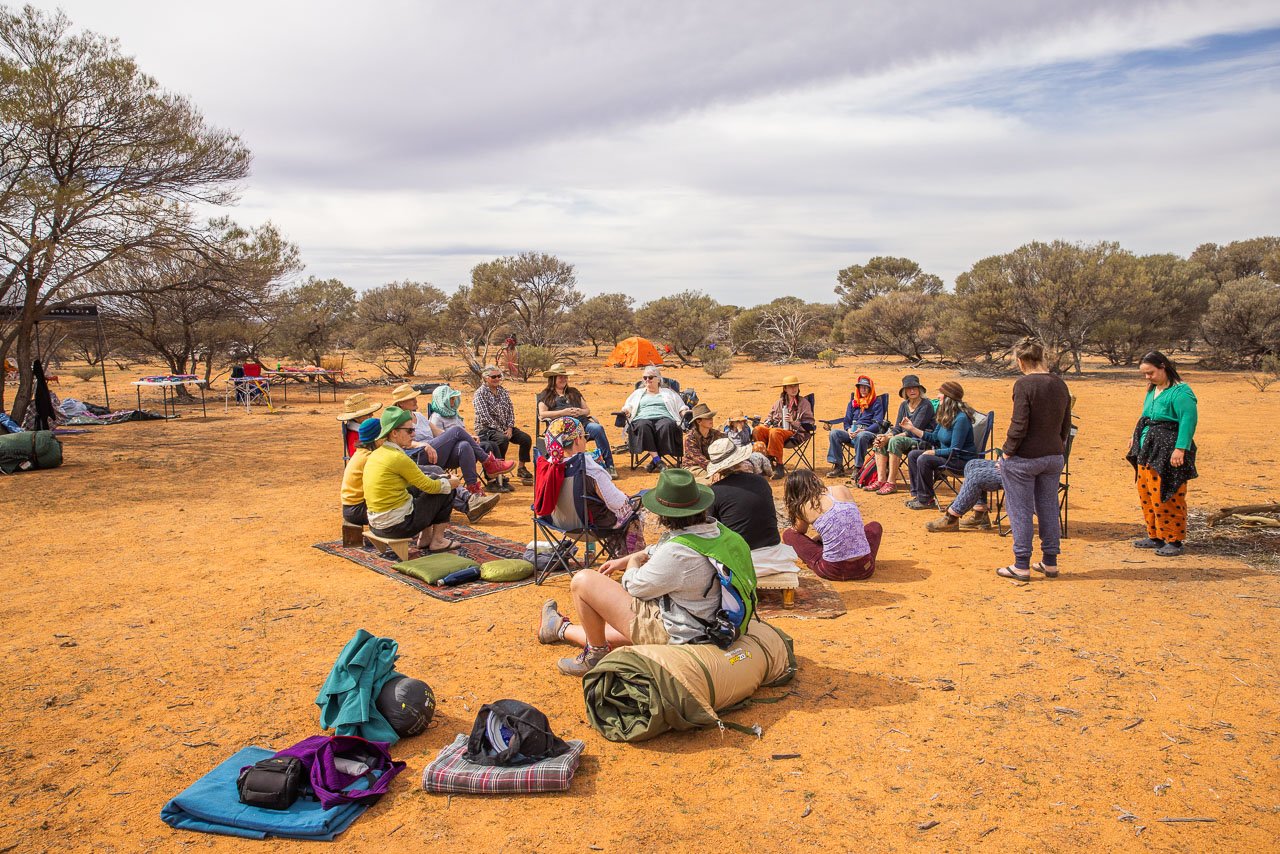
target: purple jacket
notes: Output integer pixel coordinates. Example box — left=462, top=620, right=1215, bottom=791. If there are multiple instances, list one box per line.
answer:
left=274, top=735, right=404, bottom=809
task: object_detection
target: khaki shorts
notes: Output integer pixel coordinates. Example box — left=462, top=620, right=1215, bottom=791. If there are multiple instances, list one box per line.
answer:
left=628, top=598, right=671, bottom=645
left=877, top=434, right=920, bottom=456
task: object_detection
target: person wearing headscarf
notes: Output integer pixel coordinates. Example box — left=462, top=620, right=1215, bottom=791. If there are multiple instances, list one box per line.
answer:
left=825, top=374, right=886, bottom=478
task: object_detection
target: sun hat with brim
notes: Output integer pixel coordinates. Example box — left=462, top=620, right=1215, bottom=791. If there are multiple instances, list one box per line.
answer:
left=378, top=405, right=414, bottom=440
left=542, top=363, right=574, bottom=377
left=774, top=375, right=802, bottom=387
left=356, top=417, right=382, bottom=444
left=898, top=374, right=926, bottom=398
left=689, top=402, right=716, bottom=421
left=705, top=437, right=753, bottom=480
left=938, top=381, right=965, bottom=402
left=390, top=383, right=420, bottom=405
left=336, top=393, right=382, bottom=421
left=641, top=468, right=715, bottom=517
left=726, top=409, right=748, bottom=424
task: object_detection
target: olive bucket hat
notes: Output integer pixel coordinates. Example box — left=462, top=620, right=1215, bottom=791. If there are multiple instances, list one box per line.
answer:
left=640, top=468, right=715, bottom=517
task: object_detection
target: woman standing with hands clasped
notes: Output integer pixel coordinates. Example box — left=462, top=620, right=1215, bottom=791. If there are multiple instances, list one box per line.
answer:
left=994, top=338, right=1072, bottom=581
left=1125, top=351, right=1197, bottom=557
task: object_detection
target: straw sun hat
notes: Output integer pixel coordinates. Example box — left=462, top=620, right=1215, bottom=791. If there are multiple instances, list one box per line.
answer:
left=389, top=384, right=421, bottom=405
left=542, top=363, right=575, bottom=377
left=775, top=375, right=802, bottom=387
left=336, top=392, right=381, bottom=421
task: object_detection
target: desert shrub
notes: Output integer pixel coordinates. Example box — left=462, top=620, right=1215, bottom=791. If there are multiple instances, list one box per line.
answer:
left=817, top=348, right=839, bottom=367
left=1245, top=354, right=1280, bottom=392
left=70, top=367, right=100, bottom=381
left=1201, top=277, right=1280, bottom=367
left=512, top=344, right=553, bottom=382
left=438, top=364, right=460, bottom=383
left=698, top=344, right=732, bottom=378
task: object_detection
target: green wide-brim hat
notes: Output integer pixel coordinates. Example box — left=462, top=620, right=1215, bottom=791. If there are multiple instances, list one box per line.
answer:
left=641, top=467, right=715, bottom=517
left=378, top=405, right=413, bottom=440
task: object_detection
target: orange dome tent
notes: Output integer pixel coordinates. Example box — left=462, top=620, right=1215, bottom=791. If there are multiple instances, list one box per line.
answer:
left=606, top=336, right=664, bottom=368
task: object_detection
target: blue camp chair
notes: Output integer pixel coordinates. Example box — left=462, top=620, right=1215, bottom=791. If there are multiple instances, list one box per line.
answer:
left=531, top=452, right=640, bottom=584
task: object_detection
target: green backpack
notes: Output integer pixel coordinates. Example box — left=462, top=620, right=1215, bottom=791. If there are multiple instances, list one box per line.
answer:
left=670, top=523, right=759, bottom=648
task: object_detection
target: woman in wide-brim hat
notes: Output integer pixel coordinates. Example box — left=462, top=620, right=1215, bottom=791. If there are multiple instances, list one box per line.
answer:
left=868, top=374, right=937, bottom=494
left=537, top=363, right=617, bottom=476
left=752, top=375, right=814, bottom=480
left=361, top=406, right=463, bottom=553
left=536, top=468, right=742, bottom=678
left=683, top=402, right=723, bottom=477
left=338, top=393, right=383, bottom=458
left=897, top=380, right=978, bottom=510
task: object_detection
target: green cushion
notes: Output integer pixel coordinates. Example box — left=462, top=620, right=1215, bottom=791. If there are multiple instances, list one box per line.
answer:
left=479, top=559, right=535, bottom=583
left=393, top=553, right=478, bottom=584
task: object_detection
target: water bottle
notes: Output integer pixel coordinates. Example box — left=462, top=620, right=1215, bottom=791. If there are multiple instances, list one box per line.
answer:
left=584, top=541, right=596, bottom=565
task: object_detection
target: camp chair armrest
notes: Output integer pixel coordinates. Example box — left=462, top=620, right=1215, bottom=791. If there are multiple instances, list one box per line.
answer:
left=819, top=417, right=844, bottom=430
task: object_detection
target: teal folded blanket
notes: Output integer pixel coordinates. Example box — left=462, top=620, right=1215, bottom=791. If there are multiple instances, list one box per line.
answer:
left=160, top=747, right=367, bottom=840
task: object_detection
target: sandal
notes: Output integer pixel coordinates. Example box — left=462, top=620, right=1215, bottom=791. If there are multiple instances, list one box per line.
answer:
left=425, top=538, right=463, bottom=554
left=1031, top=561, right=1059, bottom=579
left=875, top=482, right=897, bottom=495
left=996, top=564, right=1030, bottom=581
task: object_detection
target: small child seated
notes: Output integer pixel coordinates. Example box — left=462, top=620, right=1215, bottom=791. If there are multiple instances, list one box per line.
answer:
left=722, top=410, right=773, bottom=477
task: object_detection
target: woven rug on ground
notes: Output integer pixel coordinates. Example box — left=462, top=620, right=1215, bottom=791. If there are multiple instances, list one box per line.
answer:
left=757, top=569, right=846, bottom=620
left=314, top=525, right=534, bottom=603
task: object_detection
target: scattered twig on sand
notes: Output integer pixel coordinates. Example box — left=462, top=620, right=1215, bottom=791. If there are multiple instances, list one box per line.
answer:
left=1053, top=706, right=1081, bottom=717
left=388, top=824, right=403, bottom=836
left=771, top=753, right=801, bottom=760
left=1158, top=817, right=1216, bottom=823
left=917, top=820, right=939, bottom=831
left=978, top=827, right=998, bottom=839
left=167, top=701, right=194, bottom=709
left=1113, top=805, right=1139, bottom=822
left=1122, top=718, right=1144, bottom=731
left=1206, top=503, right=1279, bottom=526
left=181, top=741, right=218, bottom=748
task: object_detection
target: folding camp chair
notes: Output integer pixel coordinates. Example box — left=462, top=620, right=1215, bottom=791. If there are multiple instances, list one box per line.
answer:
left=990, top=423, right=1076, bottom=539
left=531, top=452, right=641, bottom=584
left=780, top=392, right=817, bottom=473
left=820, top=392, right=889, bottom=473
left=937, top=409, right=994, bottom=496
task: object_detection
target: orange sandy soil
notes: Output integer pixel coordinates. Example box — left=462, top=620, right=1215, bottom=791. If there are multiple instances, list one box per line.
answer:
left=3, top=351, right=1279, bottom=853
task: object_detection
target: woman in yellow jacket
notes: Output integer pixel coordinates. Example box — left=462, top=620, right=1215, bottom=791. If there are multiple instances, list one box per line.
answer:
left=364, top=406, right=463, bottom=552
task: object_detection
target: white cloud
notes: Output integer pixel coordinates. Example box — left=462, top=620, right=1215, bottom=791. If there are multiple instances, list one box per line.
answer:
left=24, top=0, right=1280, bottom=302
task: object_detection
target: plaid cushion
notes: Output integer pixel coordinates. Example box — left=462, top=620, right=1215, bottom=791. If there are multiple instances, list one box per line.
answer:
left=422, top=734, right=585, bottom=794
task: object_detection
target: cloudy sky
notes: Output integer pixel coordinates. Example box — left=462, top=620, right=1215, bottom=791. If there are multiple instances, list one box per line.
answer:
left=29, top=0, right=1280, bottom=303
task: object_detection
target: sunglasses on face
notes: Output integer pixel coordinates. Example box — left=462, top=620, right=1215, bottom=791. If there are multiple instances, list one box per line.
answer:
left=486, top=374, right=503, bottom=380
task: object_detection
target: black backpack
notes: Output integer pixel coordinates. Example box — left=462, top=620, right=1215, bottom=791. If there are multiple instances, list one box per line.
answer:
left=464, top=700, right=571, bottom=767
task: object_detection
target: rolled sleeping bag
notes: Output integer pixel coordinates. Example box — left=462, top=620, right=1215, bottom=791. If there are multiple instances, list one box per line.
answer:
left=582, top=619, right=796, bottom=743
left=376, top=676, right=436, bottom=738
left=0, top=429, right=62, bottom=474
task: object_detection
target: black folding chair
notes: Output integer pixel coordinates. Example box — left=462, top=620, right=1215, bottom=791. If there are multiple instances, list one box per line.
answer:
left=820, top=391, right=888, bottom=472
left=990, top=423, right=1076, bottom=539
left=937, top=409, right=995, bottom=496
left=780, top=392, right=817, bottom=472
left=531, top=452, right=641, bottom=584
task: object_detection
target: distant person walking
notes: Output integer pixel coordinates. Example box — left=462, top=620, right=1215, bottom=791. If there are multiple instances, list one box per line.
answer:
left=1126, top=350, right=1197, bottom=557
left=994, top=338, right=1072, bottom=581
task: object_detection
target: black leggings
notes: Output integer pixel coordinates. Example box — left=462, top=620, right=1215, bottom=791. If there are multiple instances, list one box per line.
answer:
left=480, top=426, right=532, bottom=464
left=630, top=417, right=683, bottom=456
left=370, top=487, right=453, bottom=539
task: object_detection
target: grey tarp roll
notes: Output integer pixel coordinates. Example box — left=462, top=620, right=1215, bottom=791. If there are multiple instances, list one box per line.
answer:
left=582, top=619, right=796, bottom=743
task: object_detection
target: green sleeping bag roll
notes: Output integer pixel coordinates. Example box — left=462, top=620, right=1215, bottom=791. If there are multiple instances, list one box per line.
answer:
left=0, top=430, right=62, bottom=474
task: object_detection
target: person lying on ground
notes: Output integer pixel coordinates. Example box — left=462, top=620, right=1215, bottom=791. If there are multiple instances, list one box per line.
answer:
left=706, top=438, right=798, bottom=577
left=753, top=375, right=815, bottom=481
left=472, top=365, right=534, bottom=485
left=537, top=363, right=617, bottom=477
left=867, top=374, right=935, bottom=495
left=781, top=469, right=882, bottom=581
left=898, top=381, right=978, bottom=511
left=538, top=468, right=749, bottom=677
left=363, top=406, right=464, bottom=553
left=826, top=374, right=886, bottom=478
left=619, top=366, right=689, bottom=472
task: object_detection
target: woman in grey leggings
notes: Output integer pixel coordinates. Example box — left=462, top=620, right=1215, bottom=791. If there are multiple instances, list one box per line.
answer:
left=996, top=338, right=1073, bottom=581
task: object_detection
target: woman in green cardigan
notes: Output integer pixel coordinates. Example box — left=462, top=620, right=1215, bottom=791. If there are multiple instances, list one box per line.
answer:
left=1125, top=351, right=1198, bottom=557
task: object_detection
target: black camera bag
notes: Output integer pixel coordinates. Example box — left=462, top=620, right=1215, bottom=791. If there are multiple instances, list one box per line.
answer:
left=236, top=755, right=305, bottom=810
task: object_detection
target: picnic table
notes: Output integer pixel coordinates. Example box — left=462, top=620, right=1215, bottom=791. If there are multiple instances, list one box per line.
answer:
left=263, top=368, right=342, bottom=403
left=133, top=375, right=207, bottom=418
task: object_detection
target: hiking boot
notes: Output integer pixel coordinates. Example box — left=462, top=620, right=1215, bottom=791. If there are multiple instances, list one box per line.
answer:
left=771, top=464, right=786, bottom=480
left=557, top=645, right=610, bottom=677
left=488, top=476, right=514, bottom=494
left=905, top=497, right=937, bottom=510
left=1155, top=541, right=1184, bottom=557
left=464, top=492, right=500, bottom=524
left=1133, top=537, right=1165, bottom=549
left=645, top=457, right=660, bottom=473
left=538, top=599, right=568, bottom=645
left=606, top=465, right=619, bottom=478
left=960, top=510, right=992, bottom=530
left=926, top=513, right=959, bottom=532
left=518, top=465, right=534, bottom=485
left=482, top=454, right=516, bottom=477
left=825, top=466, right=846, bottom=479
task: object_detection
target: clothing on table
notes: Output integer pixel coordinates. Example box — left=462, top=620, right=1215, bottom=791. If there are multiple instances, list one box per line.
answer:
left=472, top=385, right=516, bottom=433
left=684, top=427, right=725, bottom=472
left=1003, top=372, right=1072, bottom=458
left=422, top=734, right=586, bottom=795
left=709, top=470, right=782, bottom=550
left=948, top=458, right=1003, bottom=516
left=1136, top=464, right=1188, bottom=542
left=783, top=519, right=882, bottom=581
left=921, top=410, right=977, bottom=463
left=363, top=444, right=450, bottom=529
left=1001, top=453, right=1065, bottom=569
left=622, top=520, right=724, bottom=644
left=907, top=448, right=965, bottom=502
